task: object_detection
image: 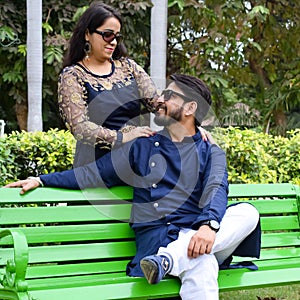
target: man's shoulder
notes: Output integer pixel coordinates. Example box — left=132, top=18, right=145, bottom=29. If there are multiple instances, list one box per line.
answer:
left=130, top=131, right=166, bottom=150
left=210, top=143, right=226, bottom=154
left=135, top=132, right=161, bottom=144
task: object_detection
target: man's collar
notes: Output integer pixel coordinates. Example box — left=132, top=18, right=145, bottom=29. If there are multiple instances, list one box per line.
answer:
left=159, top=127, right=202, bottom=143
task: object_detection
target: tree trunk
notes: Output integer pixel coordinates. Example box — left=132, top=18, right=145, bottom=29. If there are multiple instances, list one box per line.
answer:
left=273, top=108, right=287, bottom=135
left=26, top=0, right=43, bottom=131
left=15, top=102, right=28, bottom=131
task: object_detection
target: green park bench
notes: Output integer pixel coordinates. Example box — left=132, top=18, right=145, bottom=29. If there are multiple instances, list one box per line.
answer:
left=0, top=183, right=299, bottom=300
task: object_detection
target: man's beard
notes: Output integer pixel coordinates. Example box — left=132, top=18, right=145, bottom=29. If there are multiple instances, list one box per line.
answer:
left=154, top=105, right=183, bottom=127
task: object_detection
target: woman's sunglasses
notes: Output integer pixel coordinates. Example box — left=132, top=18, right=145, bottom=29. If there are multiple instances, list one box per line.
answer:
left=92, top=30, right=123, bottom=43
left=161, top=89, right=193, bottom=102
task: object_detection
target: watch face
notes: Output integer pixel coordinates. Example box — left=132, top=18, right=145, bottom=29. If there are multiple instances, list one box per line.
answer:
left=210, top=220, right=220, bottom=230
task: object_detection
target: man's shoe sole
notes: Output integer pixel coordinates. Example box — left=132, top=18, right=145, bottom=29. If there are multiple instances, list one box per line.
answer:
left=140, top=259, right=159, bottom=284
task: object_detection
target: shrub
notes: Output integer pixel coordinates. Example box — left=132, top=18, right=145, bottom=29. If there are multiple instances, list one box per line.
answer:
left=0, top=129, right=75, bottom=186
left=0, top=128, right=299, bottom=186
left=213, top=127, right=300, bottom=185
left=0, top=137, right=15, bottom=184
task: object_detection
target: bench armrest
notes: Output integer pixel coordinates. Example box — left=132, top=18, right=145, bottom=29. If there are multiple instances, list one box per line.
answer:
left=0, top=229, right=29, bottom=292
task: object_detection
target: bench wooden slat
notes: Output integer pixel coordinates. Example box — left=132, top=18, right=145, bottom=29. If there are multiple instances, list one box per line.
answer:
left=258, top=247, right=300, bottom=260
left=251, top=256, right=300, bottom=270
left=0, top=223, right=134, bottom=245
left=261, top=232, right=300, bottom=247
left=26, top=260, right=130, bottom=279
left=232, top=249, right=300, bottom=265
left=0, top=204, right=131, bottom=224
left=219, top=266, right=300, bottom=291
left=1, top=205, right=298, bottom=230
left=260, top=215, right=299, bottom=230
left=229, top=199, right=299, bottom=214
left=28, top=276, right=180, bottom=300
left=0, top=241, right=136, bottom=265
left=228, top=183, right=297, bottom=197
left=0, top=186, right=134, bottom=203
left=27, top=272, right=133, bottom=290
left=2, top=215, right=297, bottom=247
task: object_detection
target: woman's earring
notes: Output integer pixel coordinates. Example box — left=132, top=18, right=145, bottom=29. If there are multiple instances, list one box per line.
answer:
left=84, top=41, right=91, bottom=61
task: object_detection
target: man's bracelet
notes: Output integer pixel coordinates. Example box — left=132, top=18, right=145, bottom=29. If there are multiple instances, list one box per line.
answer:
left=27, top=176, right=44, bottom=187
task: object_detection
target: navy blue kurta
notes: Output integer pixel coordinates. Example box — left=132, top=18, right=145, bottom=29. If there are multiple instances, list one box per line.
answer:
left=40, top=129, right=261, bottom=276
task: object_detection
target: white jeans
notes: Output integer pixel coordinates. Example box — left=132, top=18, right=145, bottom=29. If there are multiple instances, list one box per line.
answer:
left=157, top=203, right=260, bottom=300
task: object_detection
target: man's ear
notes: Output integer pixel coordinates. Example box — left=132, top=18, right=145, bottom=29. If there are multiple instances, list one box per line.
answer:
left=185, top=101, right=197, bottom=116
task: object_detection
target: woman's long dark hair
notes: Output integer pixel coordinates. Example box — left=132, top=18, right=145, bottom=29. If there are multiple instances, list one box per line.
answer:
left=63, top=1, right=128, bottom=68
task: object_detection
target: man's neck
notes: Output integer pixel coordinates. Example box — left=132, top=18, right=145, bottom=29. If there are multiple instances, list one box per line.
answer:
left=167, top=122, right=196, bottom=142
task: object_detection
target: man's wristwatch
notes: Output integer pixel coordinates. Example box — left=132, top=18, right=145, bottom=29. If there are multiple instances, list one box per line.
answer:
left=200, top=220, right=220, bottom=232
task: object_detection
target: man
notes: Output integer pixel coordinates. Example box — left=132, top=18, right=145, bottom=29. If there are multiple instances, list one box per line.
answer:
left=6, top=74, right=260, bottom=300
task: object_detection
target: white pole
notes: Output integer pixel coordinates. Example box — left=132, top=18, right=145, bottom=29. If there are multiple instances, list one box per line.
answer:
left=0, top=120, right=5, bottom=137
left=150, top=0, right=168, bottom=130
left=27, top=0, right=43, bottom=131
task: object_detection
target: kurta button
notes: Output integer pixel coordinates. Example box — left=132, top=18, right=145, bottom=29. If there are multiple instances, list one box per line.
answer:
left=167, top=222, right=171, bottom=225
left=152, top=183, right=157, bottom=188
left=153, top=202, right=159, bottom=208
left=150, top=162, right=156, bottom=167
left=154, top=142, right=160, bottom=147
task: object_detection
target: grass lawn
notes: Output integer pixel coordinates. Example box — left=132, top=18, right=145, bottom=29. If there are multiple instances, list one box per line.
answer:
left=220, top=284, right=300, bottom=300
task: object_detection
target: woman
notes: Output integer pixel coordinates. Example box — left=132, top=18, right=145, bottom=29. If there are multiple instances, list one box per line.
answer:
left=59, top=1, right=157, bottom=166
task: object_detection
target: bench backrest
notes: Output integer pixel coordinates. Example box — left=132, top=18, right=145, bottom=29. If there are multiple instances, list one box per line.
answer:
left=0, top=183, right=299, bottom=280
left=228, top=183, right=300, bottom=265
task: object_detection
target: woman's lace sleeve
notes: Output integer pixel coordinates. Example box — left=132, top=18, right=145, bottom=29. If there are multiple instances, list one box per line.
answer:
left=57, top=68, right=117, bottom=147
left=130, top=60, right=158, bottom=113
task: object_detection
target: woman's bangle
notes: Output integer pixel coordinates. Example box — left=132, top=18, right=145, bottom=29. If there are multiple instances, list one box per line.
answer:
left=27, top=176, right=44, bottom=187
left=113, top=131, right=123, bottom=148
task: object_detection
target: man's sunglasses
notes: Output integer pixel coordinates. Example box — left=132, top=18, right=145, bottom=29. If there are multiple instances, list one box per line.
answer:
left=161, top=89, right=193, bottom=102
left=92, top=30, right=123, bottom=43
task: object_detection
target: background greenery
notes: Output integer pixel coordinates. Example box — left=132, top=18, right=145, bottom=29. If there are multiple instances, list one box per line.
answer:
left=0, top=0, right=299, bottom=135
left=214, top=127, right=300, bottom=185
left=220, top=283, right=300, bottom=300
left=0, top=127, right=299, bottom=187
left=0, top=129, right=75, bottom=185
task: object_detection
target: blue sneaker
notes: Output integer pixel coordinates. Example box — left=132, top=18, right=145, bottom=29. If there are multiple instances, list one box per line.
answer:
left=140, top=254, right=173, bottom=284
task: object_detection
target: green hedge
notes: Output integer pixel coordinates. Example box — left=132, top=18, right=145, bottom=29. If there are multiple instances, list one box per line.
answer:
left=0, top=128, right=299, bottom=186
left=213, top=127, right=300, bottom=185
left=0, top=129, right=75, bottom=186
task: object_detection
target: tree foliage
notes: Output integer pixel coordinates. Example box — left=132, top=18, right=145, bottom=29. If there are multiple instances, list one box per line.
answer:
left=167, top=0, right=300, bottom=134
left=0, top=0, right=152, bottom=132
left=0, top=0, right=299, bottom=135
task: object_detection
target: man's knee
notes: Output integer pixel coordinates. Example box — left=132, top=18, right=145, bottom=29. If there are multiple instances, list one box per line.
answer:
left=238, top=202, right=259, bottom=217
left=235, top=202, right=260, bottom=228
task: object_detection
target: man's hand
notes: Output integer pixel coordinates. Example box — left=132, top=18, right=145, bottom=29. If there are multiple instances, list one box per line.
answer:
left=4, top=178, right=40, bottom=195
left=187, top=225, right=216, bottom=258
